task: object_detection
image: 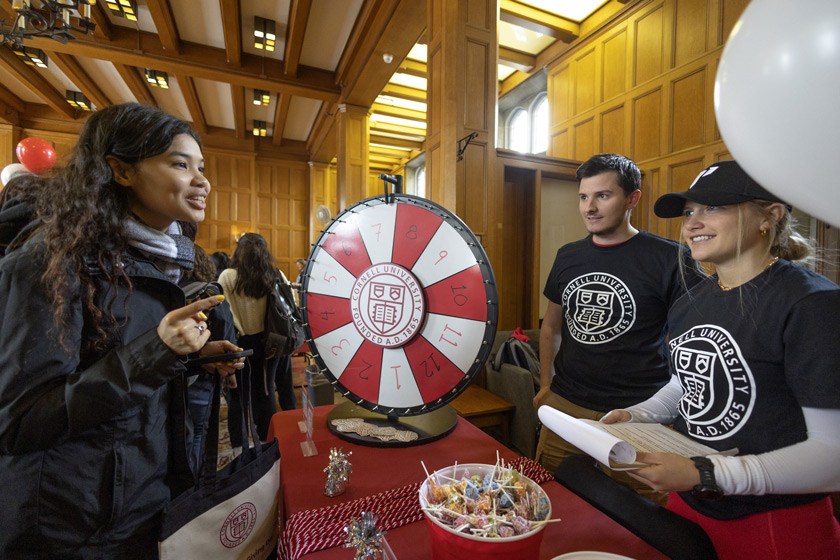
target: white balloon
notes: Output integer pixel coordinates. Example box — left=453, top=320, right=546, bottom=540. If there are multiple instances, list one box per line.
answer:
left=0, top=163, right=30, bottom=188
left=715, top=0, right=840, bottom=226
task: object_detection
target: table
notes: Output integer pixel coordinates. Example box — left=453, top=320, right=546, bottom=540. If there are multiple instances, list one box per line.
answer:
left=449, top=385, right=515, bottom=444
left=268, top=405, right=667, bottom=560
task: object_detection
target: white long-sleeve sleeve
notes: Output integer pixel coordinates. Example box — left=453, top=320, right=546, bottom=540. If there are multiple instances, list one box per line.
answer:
left=617, top=378, right=840, bottom=495
left=622, top=375, right=682, bottom=424
left=710, top=407, right=840, bottom=495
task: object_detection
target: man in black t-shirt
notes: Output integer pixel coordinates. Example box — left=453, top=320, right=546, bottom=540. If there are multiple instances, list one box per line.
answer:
left=534, top=154, right=696, bottom=500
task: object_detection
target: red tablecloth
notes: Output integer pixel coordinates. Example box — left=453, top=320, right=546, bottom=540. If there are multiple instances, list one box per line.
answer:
left=268, top=405, right=668, bottom=560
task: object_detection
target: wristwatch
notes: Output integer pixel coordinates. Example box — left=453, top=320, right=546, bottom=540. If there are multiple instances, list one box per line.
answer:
left=690, top=456, right=723, bottom=500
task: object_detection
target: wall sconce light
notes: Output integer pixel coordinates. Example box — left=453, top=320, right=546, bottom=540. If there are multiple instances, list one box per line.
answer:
left=13, top=46, right=48, bottom=68
left=66, top=90, right=91, bottom=111
left=252, top=120, right=267, bottom=137
left=104, top=0, right=138, bottom=22
left=382, top=52, right=394, bottom=64
left=253, top=89, right=270, bottom=106
left=144, top=68, right=169, bottom=89
left=254, top=16, right=276, bottom=52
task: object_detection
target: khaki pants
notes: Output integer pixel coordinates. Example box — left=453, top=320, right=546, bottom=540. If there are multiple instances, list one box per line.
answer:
left=535, top=390, right=666, bottom=505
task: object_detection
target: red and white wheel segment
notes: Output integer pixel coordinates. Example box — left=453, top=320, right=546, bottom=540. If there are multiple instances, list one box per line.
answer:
left=301, top=194, right=498, bottom=416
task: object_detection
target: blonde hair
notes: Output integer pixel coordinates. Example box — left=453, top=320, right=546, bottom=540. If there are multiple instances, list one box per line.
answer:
left=748, top=201, right=814, bottom=262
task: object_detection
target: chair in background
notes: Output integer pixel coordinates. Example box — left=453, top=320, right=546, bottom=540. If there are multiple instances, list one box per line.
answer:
left=554, top=456, right=718, bottom=560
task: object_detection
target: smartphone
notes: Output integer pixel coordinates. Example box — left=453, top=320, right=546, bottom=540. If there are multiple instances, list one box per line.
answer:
left=188, top=349, right=254, bottom=365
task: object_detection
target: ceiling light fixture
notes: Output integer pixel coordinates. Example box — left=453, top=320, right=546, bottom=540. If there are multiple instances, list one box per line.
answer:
left=253, top=89, right=270, bottom=106
left=252, top=120, right=267, bottom=137
left=13, top=45, right=48, bottom=68
left=66, top=90, right=91, bottom=111
left=144, top=68, right=169, bottom=89
left=254, top=16, right=276, bottom=52
left=104, top=0, right=138, bottom=22
left=0, top=0, right=96, bottom=48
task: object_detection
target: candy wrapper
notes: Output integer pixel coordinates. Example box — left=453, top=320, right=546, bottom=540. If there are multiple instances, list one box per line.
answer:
left=344, top=511, right=388, bottom=560
left=324, top=447, right=353, bottom=497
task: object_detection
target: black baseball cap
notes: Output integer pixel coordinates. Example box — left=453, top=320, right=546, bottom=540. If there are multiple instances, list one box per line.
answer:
left=654, top=160, right=791, bottom=218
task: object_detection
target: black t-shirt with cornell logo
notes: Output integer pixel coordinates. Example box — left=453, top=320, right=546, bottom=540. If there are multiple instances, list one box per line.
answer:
left=544, top=231, right=695, bottom=411
left=668, top=260, right=840, bottom=519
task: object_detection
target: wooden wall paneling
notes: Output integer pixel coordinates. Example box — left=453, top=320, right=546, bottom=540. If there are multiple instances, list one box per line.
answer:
left=666, top=156, right=706, bottom=239
left=672, top=0, right=708, bottom=68
left=573, top=117, right=595, bottom=161
left=669, top=65, right=707, bottom=153
left=549, top=63, right=571, bottom=123
left=719, top=0, right=750, bottom=45
left=601, top=27, right=628, bottom=103
left=632, top=86, right=663, bottom=162
left=633, top=2, right=666, bottom=87
left=461, top=140, right=489, bottom=234
left=574, top=48, right=597, bottom=115
left=600, top=103, right=625, bottom=155
left=552, top=128, right=570, bottom=160
left=0, top=124, right=14, bottom=168
left=637, top=164, right=661, bottom=235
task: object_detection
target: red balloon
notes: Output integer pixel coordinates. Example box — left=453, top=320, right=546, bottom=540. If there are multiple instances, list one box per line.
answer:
left=16, top=137, right=57, bottom=174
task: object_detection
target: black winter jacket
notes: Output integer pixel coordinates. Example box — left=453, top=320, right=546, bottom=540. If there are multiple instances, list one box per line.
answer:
left=0, top=235, right=194, bottom=559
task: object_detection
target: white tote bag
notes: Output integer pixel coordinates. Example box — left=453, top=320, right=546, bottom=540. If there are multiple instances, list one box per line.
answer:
left=160, top=368, right=281, bottom=559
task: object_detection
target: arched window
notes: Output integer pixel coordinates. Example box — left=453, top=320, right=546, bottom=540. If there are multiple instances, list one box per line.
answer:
left=531, top=94, right=548, bottom=154
left=508, top=108, right=529, bottom=152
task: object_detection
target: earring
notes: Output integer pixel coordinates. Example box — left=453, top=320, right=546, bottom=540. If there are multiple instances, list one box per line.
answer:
left=760, top=228, right=768, bottom=237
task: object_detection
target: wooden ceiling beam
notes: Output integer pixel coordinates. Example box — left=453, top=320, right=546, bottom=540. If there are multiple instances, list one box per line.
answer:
left=369, top=133, right=421, bottom=150
left=369, top=145, right=413, bottom=157
left=0, top=80, right=25, bottom=114
left=180, top=76, right=207, bottom=135
left=499, top=0, right=579, bottom=43
left=231, top=84, right=246, bottom=139
left=498, top=46, right=535, bottom=73
left=113, top=64, right=156, bottom=106
left=396, top=58, right=426, bottom=78
left=284, top=0, right=312, bottom=77
left=25, top=26, right=340, bottom=102
left=370, top=102, right=425, bottom=122
left=219, top=0, right=242, bottom=66
left=306, top=102, right=337, bottom=161
left=339, top=0, right=426, bottom=107
left=272, top=93, right=291, bottom=145
left=48, top=51, right=112, bottom=110
left=146, top=0, right=182, bottom=54
left=89, top=1, right=114, bottom=41
left=369, top=120, right=425, bottom=137
left=0, top=47, right=75, bottom=118
left=380, top=83, right=425, bottom=103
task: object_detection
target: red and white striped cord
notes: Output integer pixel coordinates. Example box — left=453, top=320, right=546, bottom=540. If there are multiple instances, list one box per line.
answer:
left=279, top=457, right=552, bottom=560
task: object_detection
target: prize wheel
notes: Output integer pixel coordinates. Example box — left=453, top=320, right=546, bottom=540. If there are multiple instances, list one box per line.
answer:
left=301, top=194, right=498, bottom=443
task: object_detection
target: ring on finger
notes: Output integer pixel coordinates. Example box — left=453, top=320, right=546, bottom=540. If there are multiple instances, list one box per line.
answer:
left=195, top=324, right=206, bottom=334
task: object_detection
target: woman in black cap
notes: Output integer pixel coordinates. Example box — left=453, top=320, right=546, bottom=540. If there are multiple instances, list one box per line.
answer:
left=603, top=161, right=840, bottom=559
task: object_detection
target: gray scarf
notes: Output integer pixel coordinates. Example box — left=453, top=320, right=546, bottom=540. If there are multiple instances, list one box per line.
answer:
left=123, top=218, right=194, bottom=283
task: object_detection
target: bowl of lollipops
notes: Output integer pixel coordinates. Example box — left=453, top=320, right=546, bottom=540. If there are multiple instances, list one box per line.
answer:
left=419, top=461, right=552, bottom=560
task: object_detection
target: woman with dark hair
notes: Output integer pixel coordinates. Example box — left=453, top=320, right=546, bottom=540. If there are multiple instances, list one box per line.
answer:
left=210, top=250, right=230, bottom=280
left=0, top=103, right=242, bottom=558
left=219, top=233, right=295, bottom=448
left=603, top=161, right=840, bottom=559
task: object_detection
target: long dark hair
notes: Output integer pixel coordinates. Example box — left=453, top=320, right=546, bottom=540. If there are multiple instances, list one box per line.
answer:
left=230, top=233, right=278, bottom=298
left=35, top=102, right=200, bottom=350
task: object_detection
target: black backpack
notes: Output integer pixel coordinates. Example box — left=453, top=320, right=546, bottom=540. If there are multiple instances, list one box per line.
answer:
left=264, top=277, right=306, bottom=359
left=492, top=336, right=541, bottom=389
